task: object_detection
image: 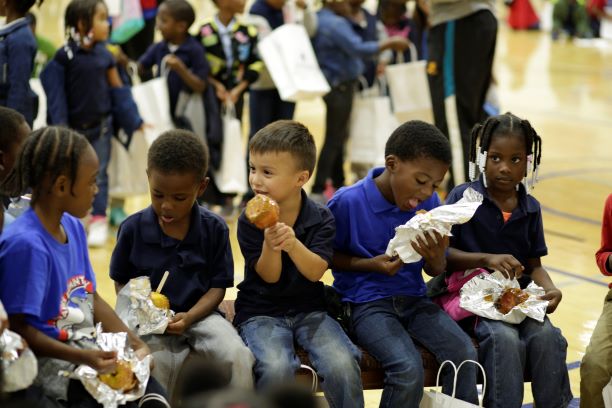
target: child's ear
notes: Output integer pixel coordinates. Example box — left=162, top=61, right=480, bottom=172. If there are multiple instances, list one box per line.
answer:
left=53, top=175, right=69, bottom=196
left=385, top=154, right=398, bottom=173
left=197, top=177, right=210, bottom=197
left=296, top=170, right=310, bottom=187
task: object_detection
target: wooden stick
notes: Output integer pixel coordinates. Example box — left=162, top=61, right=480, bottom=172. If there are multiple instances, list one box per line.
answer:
left=156, top=271, right=169, bottom=293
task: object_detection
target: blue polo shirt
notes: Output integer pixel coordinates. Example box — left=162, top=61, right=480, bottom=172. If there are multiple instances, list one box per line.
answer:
left=234, top=190, right=334, bottom=326
left=53, top=42, right=115, bottom=128
left=313, top=8, right=379, bottom=87
left=139, top=37, right=210, bottom=117
left=329, top=167, right=441, bottom=303
left=109, top=204, right=234, bottom=313
left=446, top=177, right=547, bottom=271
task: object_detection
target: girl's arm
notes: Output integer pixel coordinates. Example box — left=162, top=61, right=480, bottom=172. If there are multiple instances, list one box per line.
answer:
left=527, top=258, right=562, bottom=313
left=447, top=247, right=524, bottom=279
left=106, top=66, right=123, bottom=88
left=166, top=288, right=225, bottom=335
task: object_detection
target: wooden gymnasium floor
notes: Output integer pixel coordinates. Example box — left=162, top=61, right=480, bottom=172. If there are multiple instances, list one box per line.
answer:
left=74, top=22, right=611, bottom=408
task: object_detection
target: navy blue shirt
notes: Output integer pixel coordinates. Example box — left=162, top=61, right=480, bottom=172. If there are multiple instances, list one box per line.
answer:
left=234, top=191, right=334, bottom=326
left=53, top=42, right=116, bottom=128
left=139, top=37, right=210, bottom=117
left=329, top=167, right=441, bottom=303
left=249, top=0, right=284, bottom=29
left=110, top=204, right=234, bottom=313
left=446, top=177, right=548, bottom=272
left=313, top=8, right=379, bottom=87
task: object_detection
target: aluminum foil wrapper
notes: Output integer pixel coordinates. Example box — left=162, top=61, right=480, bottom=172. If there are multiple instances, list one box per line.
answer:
left=386, top=188, right=483, bottom=263
left=6, top=195, right=32, bottom=219
left=459, top=271, right=549, bottom=324
left=115, top=276, right=173, bottom=336
left=65, top=324, right=152, bottom=408
left=1, top=329, right=38, bottom=392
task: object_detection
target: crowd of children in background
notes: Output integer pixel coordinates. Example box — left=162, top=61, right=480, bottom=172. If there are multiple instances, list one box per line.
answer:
left=0, top=0, right=609, bottom=407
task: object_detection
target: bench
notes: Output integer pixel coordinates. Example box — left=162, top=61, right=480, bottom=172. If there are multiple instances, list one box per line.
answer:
left=218, top=300, right=448, bottom=389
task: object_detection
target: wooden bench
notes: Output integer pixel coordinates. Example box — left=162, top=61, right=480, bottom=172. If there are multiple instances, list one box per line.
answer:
left=218, top=300, right=449, bottom=389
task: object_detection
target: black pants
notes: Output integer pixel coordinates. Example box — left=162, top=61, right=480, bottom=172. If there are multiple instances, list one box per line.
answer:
left=428, top=10, right=497, bottom=186
left=312, top=80, right=356, bottom=193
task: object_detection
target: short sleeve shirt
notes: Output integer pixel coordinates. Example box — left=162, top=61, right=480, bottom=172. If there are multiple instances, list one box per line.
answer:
left=329, top=167, right=441, bottom=303
left=0, top=209, right=96, bottom=342
left=110, top=204, right=234, bottom=313
left=234, top=191, right=335, bottom=326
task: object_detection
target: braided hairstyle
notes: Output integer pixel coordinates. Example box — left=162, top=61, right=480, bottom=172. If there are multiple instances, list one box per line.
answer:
left=468, top=112, right=542, bottom=192
left=1, top=126, right=90, bottom=206
left=64, top=0, right=105, bottom=47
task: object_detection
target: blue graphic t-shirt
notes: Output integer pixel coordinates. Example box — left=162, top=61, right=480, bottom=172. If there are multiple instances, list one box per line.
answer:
left=0, top=208, right=96, bottom=341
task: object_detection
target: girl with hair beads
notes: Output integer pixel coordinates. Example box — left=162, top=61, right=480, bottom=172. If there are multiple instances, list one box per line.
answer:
left=442, top=112, right=572, bottom=408
left=40, top=0, right=143, bottom=247
left=0, top=127, right=169, bottom=408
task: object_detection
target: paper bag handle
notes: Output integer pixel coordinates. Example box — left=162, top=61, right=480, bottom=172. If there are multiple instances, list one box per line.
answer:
left=434, top=359, right=486, bottom=407
left=396, top=43, right=418, bottom=64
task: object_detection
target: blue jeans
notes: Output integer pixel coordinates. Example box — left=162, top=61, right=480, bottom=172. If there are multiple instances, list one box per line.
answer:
left=474, top=316, right=572, bottom=408
left=238, top=311, right=364, bottom=408
left=351, top=296, right=478, bottom=408
left=78, top=116, right=112, bottom=217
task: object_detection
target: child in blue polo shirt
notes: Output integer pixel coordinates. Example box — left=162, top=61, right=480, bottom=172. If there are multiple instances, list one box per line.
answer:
left=444, top=112, right=572, bottom=408
left=235, top=120, right=364, bottom=408
left=138, top=0, right=208, bottom=128
left=41, top=0, right=143, bottom=248
left=110, top=130, right=254, bottom=395
left=0, top=0, right=43, bottom=127
left=0, top=126, right=168, bottom=407
left=328, top=120, right=478, bottom=408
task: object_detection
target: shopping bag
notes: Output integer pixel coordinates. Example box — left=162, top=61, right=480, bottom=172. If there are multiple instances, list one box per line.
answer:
left=108, top=129, right=151, bottom=197
left=111, top=0, right=145, bottom=44
left=601, top=9, right=612, bottom=40
left=175, top=90, right=206, bottom=142
left=603, top=377, right=612, bottom=408
left=420, top=360, right=486, bottom=408
left=349, top=78, right=399, bottom=166
left=258, top=24, right=330, bottom=102
left=213, top=102, right=248, bottom=194
left=29, top=78, right=46, bottom=130
left=386, top=43, right=434, bottom=124
left=130, top=62, right=174, bottom=136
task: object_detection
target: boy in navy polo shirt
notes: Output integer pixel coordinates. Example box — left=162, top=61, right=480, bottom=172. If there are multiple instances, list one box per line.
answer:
left=110, top=130, right=254, bottom=395
left=328, top=120, right=478, bottom=408
left=445, top=112, right=571, bottom=408
left=235, top=120, right=364, bottom=408
left=138, top=0, right=209, bottom=127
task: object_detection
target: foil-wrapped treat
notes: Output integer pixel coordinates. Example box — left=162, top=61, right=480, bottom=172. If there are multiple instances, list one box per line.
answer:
left=459, top=271, right=549, bottom=324
left=115, top=276, right=173, bottom=336
left=386, top=188, right=483, bottom=263
left=63, top=324, right=152, bottom=408
left=1, top=329, right=38, bottom=392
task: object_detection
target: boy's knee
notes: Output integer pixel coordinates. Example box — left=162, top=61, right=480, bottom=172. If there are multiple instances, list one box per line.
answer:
left=316, top=351, right=360, bottom=381
left=581, top=350, right=609, bottom=380
left=385, top=359, right=424, bottom=389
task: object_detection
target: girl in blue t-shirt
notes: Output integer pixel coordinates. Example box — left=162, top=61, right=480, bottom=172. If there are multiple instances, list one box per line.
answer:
left=0, top=126, right=168, bottom=406
left=444, top=112, right=572, bottom=408
left=41, top=0, right=143, bottom=248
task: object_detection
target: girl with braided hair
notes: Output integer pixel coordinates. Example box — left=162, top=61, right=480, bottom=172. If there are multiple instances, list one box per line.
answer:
left=443, top=112, right=572, bottom=408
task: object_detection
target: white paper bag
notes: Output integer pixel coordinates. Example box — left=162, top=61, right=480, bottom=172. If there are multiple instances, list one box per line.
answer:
left=386, top=44, right=434, bottom=124
left=108, top=129, right=151, bottom=197
left=29, top=78, right=47, bottom=130
left=131, top=76, right=174, bottom=133
left=603, top=377, right=612, bottom=408
left=175, top=90, right=206, bottom=142
left=420, top=360, right=485, bottom=408
left=213, top=103, right=248, bottom=194
left=349, top=79, right=399, bottom=166
left=601, top=8, right=612, bottom=40
left=258, top=24, right=330, bottom=102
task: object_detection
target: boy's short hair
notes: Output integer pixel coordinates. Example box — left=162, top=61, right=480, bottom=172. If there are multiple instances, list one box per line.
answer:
left=148, top=130, right=209, bottom=180
left=162, top=0, right=196, bottom=28
left=0, top=107, right=26, bottom=151
left=385, top=120, right=452, bottom=165
left=249, top=120, right=316, bottom=174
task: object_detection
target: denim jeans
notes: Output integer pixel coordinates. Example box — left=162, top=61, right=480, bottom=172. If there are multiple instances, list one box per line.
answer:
left=474, top=316, right=572, bottom=408
left=78, top=116, right=112, bottom=217
left=350, top=296, right=478, bottom=408
left=238, top=311, right=364, bottom=408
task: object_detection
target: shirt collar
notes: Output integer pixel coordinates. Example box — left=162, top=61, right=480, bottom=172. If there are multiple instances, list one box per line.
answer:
left=140, top=204, right=203, bottom=247
left=470, top=176, right=539, bottom=214
left=214, top=15, right=237, bottom=34
left=1, top=17, right=27, bottom=31
left=294, top=189, right=323, bottom=235
left=364, top=167, right=403, bottom=214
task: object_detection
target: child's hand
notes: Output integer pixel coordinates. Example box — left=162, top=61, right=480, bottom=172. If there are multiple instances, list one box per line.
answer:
left=214, top=83, right=228, bottom=101
left=228, top=87, right=243, bottom=105
left=411, top=231, right=449, bottom=265
left=264, top=223, right=296, bottom=252
left=485, top=254, right=524, bottom=279
left=371, top=254, right=403, bottom=276
left=80, top=349, right=117, bottom=373
left=166, top=313, right=193, bottom=336
left=165, top=54, right=186, bottom=72
left=540, top=287, right=562, bottom=313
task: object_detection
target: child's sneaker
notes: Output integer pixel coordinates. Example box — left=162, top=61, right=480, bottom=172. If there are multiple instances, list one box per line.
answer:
left=110, top=206, right=128, bottom=226
left=87, top=216, right=109, bottom=247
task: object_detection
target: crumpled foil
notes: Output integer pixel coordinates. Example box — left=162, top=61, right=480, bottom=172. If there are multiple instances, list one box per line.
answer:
left=386, top=188, right=483, bottom=263
left=6, top=195, right=31, bottom=219
left=115, top=276, right=173, bottom=336
left=459, top=271, right=549, bottom=324
left=1, top=329, right=38, bottom=392
left=62, top=324, right=152, bottom=408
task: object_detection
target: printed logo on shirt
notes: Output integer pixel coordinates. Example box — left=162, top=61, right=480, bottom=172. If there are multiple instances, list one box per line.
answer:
left=51, top=274, right=95, bottom=342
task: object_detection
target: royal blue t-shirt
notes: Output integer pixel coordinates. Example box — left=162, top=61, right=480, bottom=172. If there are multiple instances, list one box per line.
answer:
left=110, top=204, right=234, bottom=313
left=329, top=167, right=441, bottom=303
left=0, top=209, right=96, bottom=342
